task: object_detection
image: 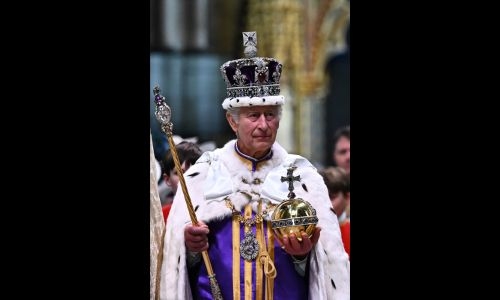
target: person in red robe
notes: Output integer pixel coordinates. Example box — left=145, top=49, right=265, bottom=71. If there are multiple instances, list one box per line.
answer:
left=319, top=166, right=350, bottom=258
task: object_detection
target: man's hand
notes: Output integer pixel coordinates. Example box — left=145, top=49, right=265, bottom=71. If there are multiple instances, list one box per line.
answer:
left=277, top=227, right=321, bottom=257
left=184, top=221, right=210, bottom=252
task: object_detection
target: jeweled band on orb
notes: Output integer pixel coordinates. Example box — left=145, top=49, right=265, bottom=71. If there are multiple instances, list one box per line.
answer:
left=271, top=216, right=319, bottom=229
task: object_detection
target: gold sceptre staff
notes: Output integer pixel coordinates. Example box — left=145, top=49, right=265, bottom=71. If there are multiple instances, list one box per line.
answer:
left=153, top=85, right=223, bottom=300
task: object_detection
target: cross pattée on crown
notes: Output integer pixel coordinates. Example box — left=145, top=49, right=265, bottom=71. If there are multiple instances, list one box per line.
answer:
left=243, top=32, right=257, bottom=47
left=243, top=32, right=257, bottom=58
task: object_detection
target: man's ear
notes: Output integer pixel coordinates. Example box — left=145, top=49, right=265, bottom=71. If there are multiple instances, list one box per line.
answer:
left=226, top=112, right=238, bottom=132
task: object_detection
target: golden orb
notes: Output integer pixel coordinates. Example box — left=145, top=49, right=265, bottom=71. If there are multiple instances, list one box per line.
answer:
left=271, top=198, right=318, bottom=242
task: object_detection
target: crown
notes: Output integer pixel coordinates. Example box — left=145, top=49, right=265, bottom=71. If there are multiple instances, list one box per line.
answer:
left=220, top=32, right=285, bottom=110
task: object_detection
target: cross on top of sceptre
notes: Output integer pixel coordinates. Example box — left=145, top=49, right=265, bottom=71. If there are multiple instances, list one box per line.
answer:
left=281, top=166, right=301, bottom=199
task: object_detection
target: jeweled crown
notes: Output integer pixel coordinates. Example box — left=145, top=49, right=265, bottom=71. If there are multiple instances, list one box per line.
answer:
left=220, top=32, right=285, bottom=109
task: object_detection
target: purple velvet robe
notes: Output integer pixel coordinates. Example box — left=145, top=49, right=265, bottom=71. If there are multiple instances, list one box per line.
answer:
left=191, top=217, right=308, bottom=299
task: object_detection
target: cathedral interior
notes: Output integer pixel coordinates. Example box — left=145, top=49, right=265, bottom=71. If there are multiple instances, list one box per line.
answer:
left=150, top=0, right=350, bottom=167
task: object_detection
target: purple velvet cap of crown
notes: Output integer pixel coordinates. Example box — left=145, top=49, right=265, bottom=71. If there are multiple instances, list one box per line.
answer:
left=220, top=32, right=286, bottom=110
left=220, top=57, right=285, bottom=109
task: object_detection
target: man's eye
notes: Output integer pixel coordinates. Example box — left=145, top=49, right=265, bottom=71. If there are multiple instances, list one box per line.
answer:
left=248, top=113, right=260, bottom=120
left=264, top=112, right=275, bottom=120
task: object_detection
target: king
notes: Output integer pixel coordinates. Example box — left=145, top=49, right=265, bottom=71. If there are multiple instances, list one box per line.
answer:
left=159, top=31, right=350, bottom=300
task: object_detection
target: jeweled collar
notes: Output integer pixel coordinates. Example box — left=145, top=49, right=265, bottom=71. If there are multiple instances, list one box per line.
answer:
left=234, top=142, right=273, bottom=172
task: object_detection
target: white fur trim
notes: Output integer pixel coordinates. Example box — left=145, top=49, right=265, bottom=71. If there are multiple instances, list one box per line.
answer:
left=221, top=95, right=285, bottom=109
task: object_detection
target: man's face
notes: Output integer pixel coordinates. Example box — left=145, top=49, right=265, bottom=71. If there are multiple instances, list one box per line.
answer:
left=228, top=106, right=280, bottom=158
left=334, top=136, right=350, bottom=173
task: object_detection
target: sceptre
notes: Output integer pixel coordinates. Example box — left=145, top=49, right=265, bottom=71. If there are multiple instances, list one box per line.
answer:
left=153, top=85, right=223, bottom=300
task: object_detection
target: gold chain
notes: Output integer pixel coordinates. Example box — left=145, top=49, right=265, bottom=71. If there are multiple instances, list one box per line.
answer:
left=225, top=199, right=268, bottom=227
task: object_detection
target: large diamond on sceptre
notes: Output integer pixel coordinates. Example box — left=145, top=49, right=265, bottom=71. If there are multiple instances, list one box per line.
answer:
left=271, top=166, right=319, bottom=242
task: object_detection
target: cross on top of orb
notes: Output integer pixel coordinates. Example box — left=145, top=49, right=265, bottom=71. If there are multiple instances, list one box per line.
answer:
left=280, top=166, right=301, bottom=199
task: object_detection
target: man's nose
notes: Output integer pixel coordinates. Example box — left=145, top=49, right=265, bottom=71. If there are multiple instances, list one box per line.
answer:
left=257, top=114, right=268, bottom=128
